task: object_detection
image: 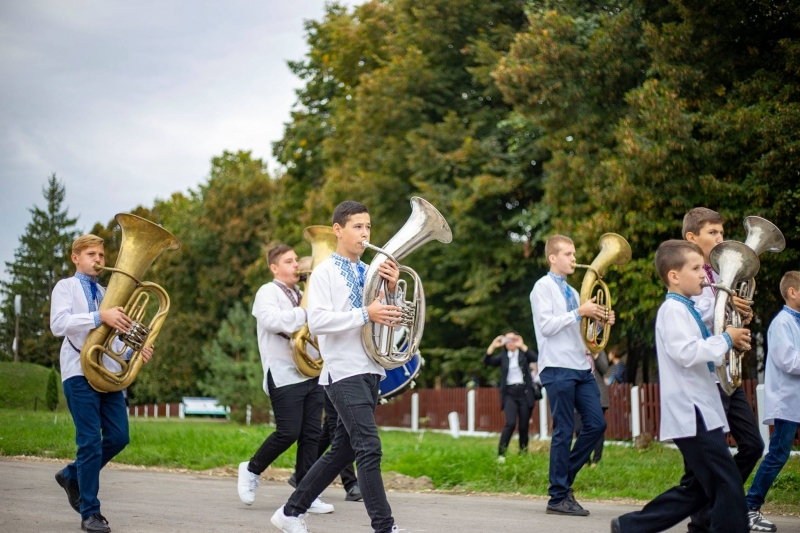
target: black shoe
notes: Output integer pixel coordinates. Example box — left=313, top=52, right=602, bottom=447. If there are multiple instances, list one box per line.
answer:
left=287, top=472, right=297, bottom=489
left=81, top=513, right=110, bottom=533
left=55, top=469, right=81, bottom=514
left=546, top=498, right=590, bottom=516
left=565, top=489, right=588, bottom=513
left=611, top=517, right=622, bottom=533
left=345, top=484, right=363, bottom=502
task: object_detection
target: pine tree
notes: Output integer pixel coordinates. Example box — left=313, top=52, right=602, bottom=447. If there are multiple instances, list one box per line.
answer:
left=46, top=367, right=59, bottom=411
left=0, top=174, right=78, bottom=365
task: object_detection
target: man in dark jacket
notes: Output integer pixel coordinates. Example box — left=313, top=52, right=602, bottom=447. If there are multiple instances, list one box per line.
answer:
left=483, top=330, right=539, bottom=461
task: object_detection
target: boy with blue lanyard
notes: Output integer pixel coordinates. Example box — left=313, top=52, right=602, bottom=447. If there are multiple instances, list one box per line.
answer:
left=50, top=234, right=154, bottom=533
left=612, top=240, right=750, bottom=533
left=744, top=271, right=800, bottom=532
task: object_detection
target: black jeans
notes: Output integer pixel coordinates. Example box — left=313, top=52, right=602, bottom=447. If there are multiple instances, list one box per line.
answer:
left=687, top=384, right=763, bottom=532
left=248, top=373, right=323, bottom=484
left=575, top=406, right=608, bottom=464
left=499, top=384, right=533, bottom=455
left=285, top=373, right=394, bottom=533
left=319, top=391, right=358, bottom=491
left=618, top=409, right=748, bottom=533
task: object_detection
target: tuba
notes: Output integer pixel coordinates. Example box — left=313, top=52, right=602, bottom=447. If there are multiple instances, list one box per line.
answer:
left=573, top=233, right=632, bottom=354
left=708, top=216, right=784, bottom=394
left=361, top=197, right=452, bottom=369
left=81, top=214, right=181, bottom=393
left=290, top=226, right=338, bottom=378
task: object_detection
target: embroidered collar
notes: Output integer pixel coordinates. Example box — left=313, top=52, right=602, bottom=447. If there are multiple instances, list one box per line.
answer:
left=548, top=272, right=578, bottom=312
left=273, top=280, right=301, bottom=307
left=666, top=292, right=709, bottom=339
left=331, top=253, right=367, bottom=309
left=782, top=305, right=800, bottom=328
left=74, top=272, right=102, bottom=312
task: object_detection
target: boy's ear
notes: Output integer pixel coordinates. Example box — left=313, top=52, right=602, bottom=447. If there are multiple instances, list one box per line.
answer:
left=685, top=232, right=697, bottom=243
left=666, top=269, right=679, bottom=286
left=70, top=252, right=79, bottom=265
left=269, top=263, right=279, bottom=276
left=332, top=222, right=343, bottom=237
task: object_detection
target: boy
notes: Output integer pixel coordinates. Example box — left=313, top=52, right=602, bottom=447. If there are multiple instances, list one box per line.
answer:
left=236, top=244, right=333, bottom=514
left=270, top=201, right=404, bottom=533
left=483, top=330, right=538, bottom=460
left=683, top=207, right=764, bottom=532
left=50, top=234, right=154, bottom=533
left=611, top=240, right=750, bottom=533
left=744, top=271, right=800, bottom=532
left=530, top=234, right=610, bottom=516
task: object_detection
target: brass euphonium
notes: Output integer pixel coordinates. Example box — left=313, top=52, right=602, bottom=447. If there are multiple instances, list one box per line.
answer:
left=361, top=197, right=452, bottom=369
left=708, top=216, right=784, bottom=394
left=80, top=214, right=181, bottom=393
left=290, top=226, right=337, bottom=378
left=573, top=233, right=632, bottom=354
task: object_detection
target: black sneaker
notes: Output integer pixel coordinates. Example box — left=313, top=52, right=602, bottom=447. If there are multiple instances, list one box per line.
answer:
left=546, top=497, right=590, bottom=516
left=55, top=469, right=81, bottom=514
left=345, top=484, right=363, bottom=502
left=81, top=513, right=110, bottom=533
left=287, top=472, right=297, bottom=489
left=748, top=508, right=777, bottom=532
left=565, top=489, right=589, bottom=514
left=611, top=517, right=622, bottom=533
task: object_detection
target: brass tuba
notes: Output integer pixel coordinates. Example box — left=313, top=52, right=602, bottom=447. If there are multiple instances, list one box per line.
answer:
left=80, top=214, right=181, bottom=393
left=708, top=216, right=784, bottom=394
left=290, top=226, right=338, bottom=378
left=574, top=233, right=632, bottom=354
left=361, top=197, right=452, bottom=369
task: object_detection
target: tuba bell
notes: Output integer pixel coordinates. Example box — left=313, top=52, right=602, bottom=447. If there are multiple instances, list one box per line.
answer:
left=708, top=216, right=784, bottom=394
left=573, top=233, right=632, bottom=354
left=80, top=214, right=181, bottom=393
left=361, top=197, right=452, bottom=369
left=290, top=226, right=338, bottom=378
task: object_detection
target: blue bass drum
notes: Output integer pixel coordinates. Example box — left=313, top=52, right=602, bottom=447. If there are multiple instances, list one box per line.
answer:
left=378, top=326, right=423, bottom=401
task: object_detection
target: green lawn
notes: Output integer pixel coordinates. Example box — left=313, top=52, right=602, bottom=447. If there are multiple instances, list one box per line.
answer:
left=2, top=409, right=798, bottom=514
left=0, top=362, right=67, bottom=410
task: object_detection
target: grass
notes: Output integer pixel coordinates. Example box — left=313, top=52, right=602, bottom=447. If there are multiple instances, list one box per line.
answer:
left=2, top=409, right=799, bottom=515
left=0, top=362, right=67, bottom=411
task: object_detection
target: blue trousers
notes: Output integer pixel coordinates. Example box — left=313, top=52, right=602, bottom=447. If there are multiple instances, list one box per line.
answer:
left=540, top=367, right=606, bottom=505
left=62, top=376, right=129, bottom=520
left=745, top=419, right=800, bottom=510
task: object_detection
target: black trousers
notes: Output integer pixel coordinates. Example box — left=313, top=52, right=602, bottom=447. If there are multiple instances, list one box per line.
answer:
left=575, top=407, right=608, bottom=464
left=319, top=389, right=358, bottom=491
left=687, top=384, right=763, bottom=532
left=248, top=373, right=323, bottom=484
left=618, top=409, right=748, bottom=533
left=499, top=385, right=533, bottom=455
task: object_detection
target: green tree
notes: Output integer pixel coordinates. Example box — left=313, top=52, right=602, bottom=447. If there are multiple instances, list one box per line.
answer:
left=198, top=302, right=268, bottom=423
left=0, top=175, right=78, bottom=365
left=45, top=367, right=59, bottom=411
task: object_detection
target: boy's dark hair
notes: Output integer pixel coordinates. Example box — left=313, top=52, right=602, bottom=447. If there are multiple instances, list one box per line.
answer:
left=267, top=244, right=294, bottom=266
left=779, top=271, right=800, bottom=301
left=682, top=207, right=723, bottom=239
left=332, top=201, right=368, bottom=227
left=655, top=240, right=704, bottom=287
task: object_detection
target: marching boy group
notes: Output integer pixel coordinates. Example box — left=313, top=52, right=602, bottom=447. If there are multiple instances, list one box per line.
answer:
left=49, top=202, right=798, bottom=533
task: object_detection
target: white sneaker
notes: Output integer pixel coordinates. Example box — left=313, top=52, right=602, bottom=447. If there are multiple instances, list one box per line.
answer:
left=271, top=505, right=311, bottom=533
left=497, top=455, right=506, bottom=463
left=237, top=461, right=260, bottom=505
left=307, top=497, right=334, bottom=514
left=748, top=508, right=777, bottom=532
left=389, top=526, right=408, bottom=532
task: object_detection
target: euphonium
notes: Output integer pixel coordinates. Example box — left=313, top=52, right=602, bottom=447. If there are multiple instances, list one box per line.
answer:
left=361, top=197, right=452, bottom=370
left=80, top=214, right=181, bottom=393
left=290, top=226, right=337, bottom=378
left=708, top=216, right=784, bottom=394
left=573, top=233, right=632, bottom=354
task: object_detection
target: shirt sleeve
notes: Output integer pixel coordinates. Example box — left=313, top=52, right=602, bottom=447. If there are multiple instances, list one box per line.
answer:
left=307, top=267, right=368, bottom=335
left=252, top=284, right=306, bottom=335
left=50, top=281, right=100, bottom=337
left=768, top=320, right=800, bottom=375
left=531, top=282, right=580, bottom=338
left=659, top=306, right=728, bottom=368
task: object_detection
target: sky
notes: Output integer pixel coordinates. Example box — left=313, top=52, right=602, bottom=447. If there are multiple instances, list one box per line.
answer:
left=0, top=0, right=358, bottom=282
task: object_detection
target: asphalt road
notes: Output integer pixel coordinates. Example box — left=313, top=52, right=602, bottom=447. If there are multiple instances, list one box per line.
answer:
left=2, top=458, right=798, bottom=533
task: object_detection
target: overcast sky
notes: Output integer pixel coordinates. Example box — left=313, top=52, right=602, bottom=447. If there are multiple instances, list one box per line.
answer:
left=0, top=0, right=358, bottom=282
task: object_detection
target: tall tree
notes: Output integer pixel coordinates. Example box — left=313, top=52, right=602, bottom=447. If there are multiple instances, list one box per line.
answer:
left=0, top=175, right=78, bottom=364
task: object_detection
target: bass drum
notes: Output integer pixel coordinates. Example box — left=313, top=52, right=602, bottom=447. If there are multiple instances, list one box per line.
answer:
left=378, top=327, right=423, bottom=401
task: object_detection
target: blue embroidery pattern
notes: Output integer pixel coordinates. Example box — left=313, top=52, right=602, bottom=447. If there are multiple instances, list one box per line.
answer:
left=331, top=253, right=367, bottom=309
left=548, top=272, right=578, bottom=312
left=666, top=292, right=732, bottom=371
left=75, top=272, right=104, bottom=328
left=782, top=305, right=800, bottom=329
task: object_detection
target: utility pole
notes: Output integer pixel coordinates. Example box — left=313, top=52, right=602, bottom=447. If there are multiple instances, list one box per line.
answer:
left=14, top=294, right=21, bottom=363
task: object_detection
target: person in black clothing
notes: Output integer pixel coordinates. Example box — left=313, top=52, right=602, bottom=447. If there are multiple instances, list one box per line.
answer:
left=483, top=330, right=539, bottom=460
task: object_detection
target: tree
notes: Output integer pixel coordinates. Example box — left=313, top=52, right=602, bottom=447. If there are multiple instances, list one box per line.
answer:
left=0, top=175, right=78, bottom=365
left=46, top=367, right=59, bottom=411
